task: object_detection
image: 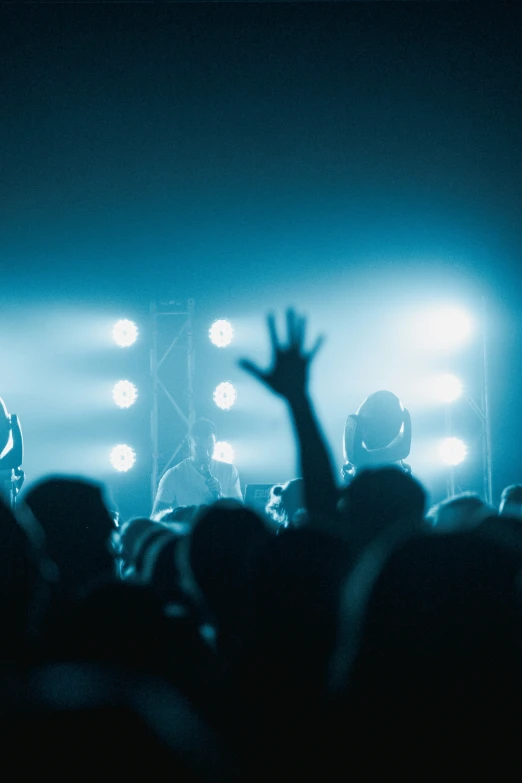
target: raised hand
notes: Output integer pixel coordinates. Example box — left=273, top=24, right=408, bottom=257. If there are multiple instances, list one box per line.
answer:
left=238, top=309, right=324, bottom=401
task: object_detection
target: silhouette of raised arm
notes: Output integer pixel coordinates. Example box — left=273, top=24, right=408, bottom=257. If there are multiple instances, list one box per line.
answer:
left=239, top=309, right=338, bottom=521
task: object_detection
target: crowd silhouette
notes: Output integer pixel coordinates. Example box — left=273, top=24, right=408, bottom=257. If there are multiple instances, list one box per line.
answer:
left=1, top=308, right=521, bottom=779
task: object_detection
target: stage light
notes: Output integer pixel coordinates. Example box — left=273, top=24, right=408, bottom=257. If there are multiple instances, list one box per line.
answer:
left=213, top=440, right=234, bottom=463
left=112, top=380, right=138, bottom=409
left=343, top=390, right=411, bottom=475
left=426, top=307, right=472, bottom=348
left=435, top=374, right=463, bottom=403
left=439, top=437, right=467, bottom=466
left=213, top=382, right=237, bottom=410
left=112, top=319, right=138, bottom=347
left=110, top=444, right=136, bottom=472
left=209, top=319, right=233, bottom=348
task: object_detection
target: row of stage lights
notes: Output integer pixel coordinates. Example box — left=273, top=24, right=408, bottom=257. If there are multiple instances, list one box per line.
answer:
left=209, top=320, right=237, bottom=415
left=109, top=310, right=472, bottom=472
left=209, top=320, right=236, bottom=463
left=109, top=319, right=236, bottom=472
left=431, top=306, right=473, bottom=468
left=109, top=320, right=139, bottom=472
left=436, top=374, right=467, bottom=466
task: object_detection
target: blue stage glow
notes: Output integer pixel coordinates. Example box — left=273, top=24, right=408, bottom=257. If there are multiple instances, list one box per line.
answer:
left=434, top=374, right=463, bottom=403
left=439, top=437, right=467, bottom=466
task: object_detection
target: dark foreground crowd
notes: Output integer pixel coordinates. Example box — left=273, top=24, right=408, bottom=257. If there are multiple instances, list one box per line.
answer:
left=2, top=310, right=522, bottom=780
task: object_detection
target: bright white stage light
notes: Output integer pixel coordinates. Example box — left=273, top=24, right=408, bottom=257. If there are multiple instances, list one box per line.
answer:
left=439, top=437, right=467, bottom=466
left=112, top=319, right=138, bottom=347
left=209, top=319, right=233, bottom=348
left=112, top=380, right=138, bottom=409
left=434, top=374, right=463, bottom=403
left=213, top=382, right=237, bottom=410
left=110, top=444, right=136, bottom=472
left=213, top=440, right=234, bottom=463
left=426, top=307, right=472, bottom=348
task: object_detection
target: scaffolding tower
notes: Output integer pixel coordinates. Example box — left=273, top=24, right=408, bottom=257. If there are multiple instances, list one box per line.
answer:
left=150, top=299, right=195, bottom=508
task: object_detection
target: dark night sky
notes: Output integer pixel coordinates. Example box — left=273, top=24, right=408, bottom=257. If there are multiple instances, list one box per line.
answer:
left=1, top=2, right=521, bottom=508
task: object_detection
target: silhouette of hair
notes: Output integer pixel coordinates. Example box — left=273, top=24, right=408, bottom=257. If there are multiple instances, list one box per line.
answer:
left=0, top=495, right=37, bottom=658
left=160, top=506, right=199, bottom=524
left=23, top=476, right=115, bottom=594
left=189, top=419, right=216, bottom=440
left=333, top=528, right=522, bottom=776
left=189, top=500, right=269, bottom=632
left=117, top=518, right=160, bottom=565
left=339, top=466, right=426, bottom=533
left=501, top=484, right=522, bottom=505
left=429, top=492, right=490, bottom=531
left=266, top=478, right=305, bottom=527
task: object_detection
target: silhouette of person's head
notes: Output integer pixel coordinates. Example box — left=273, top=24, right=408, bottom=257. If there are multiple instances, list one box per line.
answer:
left=0, top=495, right=39, bottom=659
left=347, top=531, right=522, bottom=705
left=188, top=419, right=216, bottom=465
left=157, top=505, right=199, bottom=535
left=332, top=528, right=522, bottom=775
left=23, top=476, right=115, bottom=595
left=266, top=478, right=305, bottom=529
left=339, top=466, right=426, bottom=547
left=428, top=492, right=491, bottom=532
left=188, top=499, right=269, bottom=635
left=499, top=484, right=522, bottom=519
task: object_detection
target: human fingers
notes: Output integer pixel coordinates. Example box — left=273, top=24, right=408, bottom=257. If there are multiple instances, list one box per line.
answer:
left=238, top=358, right=268, bottom=384
left=266, top=312, right=281, bottom=351
left=308, top=333, right=325, bottom=362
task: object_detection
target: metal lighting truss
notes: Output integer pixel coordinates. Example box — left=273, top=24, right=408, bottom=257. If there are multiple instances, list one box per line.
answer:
left=150, top=299, right=195, bottom=507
